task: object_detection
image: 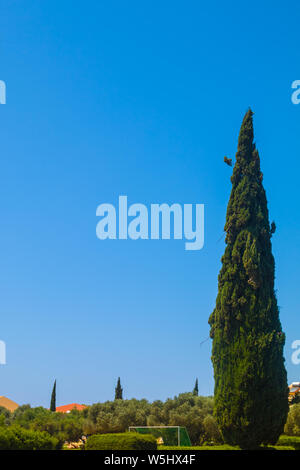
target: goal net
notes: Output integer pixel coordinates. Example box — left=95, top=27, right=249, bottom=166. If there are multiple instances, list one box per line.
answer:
left=129, top=426, right=191, bottom=447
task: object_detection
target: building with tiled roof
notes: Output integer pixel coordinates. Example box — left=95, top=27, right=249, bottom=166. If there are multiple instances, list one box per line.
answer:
left=288, top=382, right=300, bottom=403
left=55, top=403, right=87, bottom=413
left=0, top=396, right=19, bottom=412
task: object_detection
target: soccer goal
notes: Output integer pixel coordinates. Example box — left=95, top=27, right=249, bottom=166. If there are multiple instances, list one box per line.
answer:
left=129, top=426, right=191, bottom=447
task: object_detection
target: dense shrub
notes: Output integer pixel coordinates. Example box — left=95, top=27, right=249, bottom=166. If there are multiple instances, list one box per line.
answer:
left=284, top=404, right=300, bottom=436
left=202, top=415, right=223, bottom=444
left=10, top=405, right=85, bottom=442
left=0, top=426, right=61, bottom=450
left=85, top=432, right=157, bottom=450
left=0, top=406, right=12, bottom=424
left=85, top=399, right=151, bottom=435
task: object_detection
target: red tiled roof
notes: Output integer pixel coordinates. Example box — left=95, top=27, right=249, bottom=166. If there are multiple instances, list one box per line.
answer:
left=56, top=403, right=87, bottom=413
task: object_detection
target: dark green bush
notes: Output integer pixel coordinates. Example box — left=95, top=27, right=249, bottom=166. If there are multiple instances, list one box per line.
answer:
left=0, top=426, right=61, bottom=450
left=9, top=405, right=85, bottom=442
left=85, top=432, right=157, bottom=450
left=284, top=403, right=300, bottom=436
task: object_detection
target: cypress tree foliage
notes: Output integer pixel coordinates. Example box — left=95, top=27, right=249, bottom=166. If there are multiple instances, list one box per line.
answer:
left=115, top=377, right=123, bottom=400
left=208, top=109, right=288, bottom=449
left=193, top=378, right=199, bottom=396
left=50, top=380, right=56, bottom=412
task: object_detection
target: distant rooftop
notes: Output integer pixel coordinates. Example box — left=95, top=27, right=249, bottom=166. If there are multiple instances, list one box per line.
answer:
left=55, top=403, right=87, bottom=413
left=288, top=383, right=300, bottom=402
left=0, top=396, right=19, bottom=412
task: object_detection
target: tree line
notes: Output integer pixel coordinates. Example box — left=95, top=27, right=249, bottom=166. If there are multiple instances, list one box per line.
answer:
left=0, top=393, right=219, bottom=445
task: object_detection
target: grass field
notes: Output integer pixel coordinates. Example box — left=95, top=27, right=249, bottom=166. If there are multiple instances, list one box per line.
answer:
left=159, top=445, right=240, bottom=450
left=276, top=435, right=300, bottom=450
left=158, top=445, right=295, bottom=450
left=159, top=436, right=300, bottom=451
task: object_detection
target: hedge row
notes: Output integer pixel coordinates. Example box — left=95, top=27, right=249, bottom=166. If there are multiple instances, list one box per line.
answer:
left=85, top=432, right=157, bottom=450
left=0, top=426, right=61, bottom=450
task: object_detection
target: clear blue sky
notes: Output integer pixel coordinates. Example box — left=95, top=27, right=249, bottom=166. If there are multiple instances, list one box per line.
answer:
left=1, top=1, right=300, bottom=407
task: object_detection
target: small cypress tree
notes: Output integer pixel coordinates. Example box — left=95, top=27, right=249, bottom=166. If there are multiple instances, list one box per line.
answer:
left=209, top=109, right=288, bottom=448
left=50, top=379, right=56, bottom=412
left=193, top=378, right=199, bottom=396
left=115, top=377, right=123, bottom=400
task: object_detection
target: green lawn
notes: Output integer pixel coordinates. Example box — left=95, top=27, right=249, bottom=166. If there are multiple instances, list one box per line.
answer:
left=159, top=445, right=294, bottom=450
left=277, top=435, right=300, bottom=450
left=159, top=445, right=240, bottom=450
left=159, top=436, right=300, bottom=451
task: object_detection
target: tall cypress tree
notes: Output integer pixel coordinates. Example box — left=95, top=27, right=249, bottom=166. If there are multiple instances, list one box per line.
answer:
left=193, top=378, right=199, bottom=396
left=50, top=379, right=56, bottom=412
left=115, top=377, right=123, bottom=400
left=208, top=109, right=288, bottom=448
